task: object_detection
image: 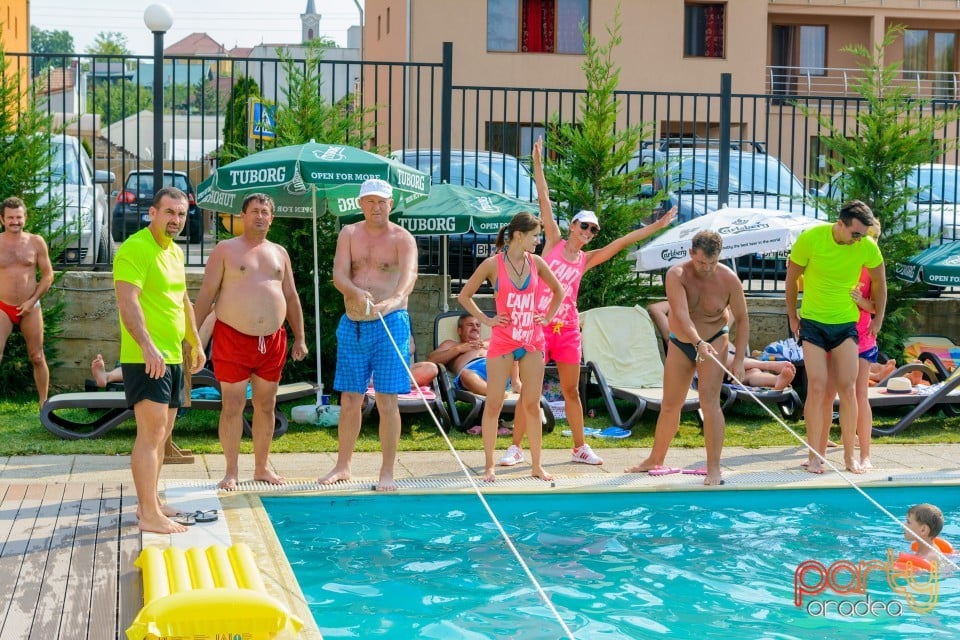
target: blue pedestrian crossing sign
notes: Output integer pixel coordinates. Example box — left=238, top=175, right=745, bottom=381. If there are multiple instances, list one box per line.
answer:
left=249, top=99, right=276, bottom=140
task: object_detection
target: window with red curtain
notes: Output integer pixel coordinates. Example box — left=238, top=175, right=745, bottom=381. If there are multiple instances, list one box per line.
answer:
left=522, top=0, right=556, bottom=53
left=684, top=2, right=725, bottom=59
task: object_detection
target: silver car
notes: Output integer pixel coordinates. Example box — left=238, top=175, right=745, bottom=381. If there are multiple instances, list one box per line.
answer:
left=38, top=135, right=115, bottom=265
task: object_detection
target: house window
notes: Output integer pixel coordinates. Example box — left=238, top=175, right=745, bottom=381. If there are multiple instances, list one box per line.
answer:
left=905, top=29, right=956, bottom=97
left=486, top=121, right=546, bottom=157
left=771, top=25, right=827, bottom=76
left=684, top=2, right=725, bottom=58
left=487, top=0, right=589, bottom=54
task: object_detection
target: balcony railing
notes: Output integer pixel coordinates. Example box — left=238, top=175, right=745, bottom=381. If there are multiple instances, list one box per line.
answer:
left=767, top=66, right=960, bottom=100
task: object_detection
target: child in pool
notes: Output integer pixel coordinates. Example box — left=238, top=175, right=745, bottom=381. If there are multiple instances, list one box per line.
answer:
left=904, top=503, right=945, bottom=563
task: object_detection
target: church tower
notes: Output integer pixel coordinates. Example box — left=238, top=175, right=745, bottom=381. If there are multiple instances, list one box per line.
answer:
left=301, top=0, right=321, bottom=43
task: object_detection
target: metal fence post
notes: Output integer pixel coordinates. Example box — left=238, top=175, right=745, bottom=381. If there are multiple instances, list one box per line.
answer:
left=440, top=42, right=453, bottom=185
left=718, top=72, right=731, bottom=208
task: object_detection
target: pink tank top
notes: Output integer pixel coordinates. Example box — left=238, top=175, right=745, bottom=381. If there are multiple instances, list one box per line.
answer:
left=487, top=252, right=545, bottom=359
left=855, top=267, right=876, bottom=353
left=536, top=239, right=587, bottom=331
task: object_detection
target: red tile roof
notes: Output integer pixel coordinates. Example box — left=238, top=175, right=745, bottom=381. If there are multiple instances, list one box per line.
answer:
left=164, top=32, right=228, bottom=56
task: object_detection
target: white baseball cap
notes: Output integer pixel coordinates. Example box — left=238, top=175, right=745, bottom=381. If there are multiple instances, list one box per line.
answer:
left=358, top=178, right=393, bottom=199
left=571, top=209, right=600, bottom=229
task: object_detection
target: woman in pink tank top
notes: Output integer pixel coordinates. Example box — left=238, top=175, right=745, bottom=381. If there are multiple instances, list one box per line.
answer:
left=458, top=212, right=565, bottom=483
left=501, top=137, right=676, bottom=467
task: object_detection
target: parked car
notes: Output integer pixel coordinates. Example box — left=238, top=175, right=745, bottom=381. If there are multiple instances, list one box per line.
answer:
left=633, top=141, right=815, bottom=223
left=819, top=164, right=960, bottom=242
left=37, top=134, right=115, bottom=265
left=111, top=170, right=204, bottom=242
left=389, top=149, right=538, bottom=281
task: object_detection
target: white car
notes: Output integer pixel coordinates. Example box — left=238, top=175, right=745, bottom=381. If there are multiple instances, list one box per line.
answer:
left=819, top=164, right=960, bottom=242
left=38, top=134, right=115, bottom=265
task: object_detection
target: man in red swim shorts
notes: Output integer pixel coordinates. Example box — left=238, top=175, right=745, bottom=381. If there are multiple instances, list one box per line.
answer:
left=194, top=193, right=308, bottom=490
left=0, top=197, right=54, bottom=406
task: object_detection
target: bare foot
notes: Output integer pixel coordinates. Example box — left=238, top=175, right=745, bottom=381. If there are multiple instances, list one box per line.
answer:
left=704, top=470, right=723, bottom=486
left=805, top=459, right=824, bottom=474
left=137, top=504, right=182, bottom=519
left=318, top=467, right=351, bottom=485
left=91, top=354, right=108, bottom=388
left=532, top=467, right=554, bottom=481
left=860, top=457, right=873, bottom=470
left=375, top=473, right=398, bottom=492
left=826, top=440, right=839, bottom=448
left=253, top=469, right=285, bottom=485
left=845, top=459, right=865, bottom=474
left=624, top=459, right=662, bottom=473
left=138, top=515, right=188, bottom=534
left=774, top=367, right=795, bottom=390
left=218, top=474, right=239, bottom=491
left=483, top=466, right=496, bottom=483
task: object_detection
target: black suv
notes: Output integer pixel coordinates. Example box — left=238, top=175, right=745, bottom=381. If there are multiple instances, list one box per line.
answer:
left=111, top=170, right=204, bottom=242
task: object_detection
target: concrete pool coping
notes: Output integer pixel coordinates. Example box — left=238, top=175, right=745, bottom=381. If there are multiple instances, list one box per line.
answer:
left=2, top=443, right=957, bottom=640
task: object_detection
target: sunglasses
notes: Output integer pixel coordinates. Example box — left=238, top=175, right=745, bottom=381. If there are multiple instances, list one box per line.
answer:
left=578, top=221, right=600, bottom=234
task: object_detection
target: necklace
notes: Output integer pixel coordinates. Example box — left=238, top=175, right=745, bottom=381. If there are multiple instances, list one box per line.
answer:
left=505, top=252, right=526, bottom=281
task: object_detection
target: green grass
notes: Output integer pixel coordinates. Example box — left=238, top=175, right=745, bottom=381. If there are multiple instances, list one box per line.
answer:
left=3, top=393, right=959, bottom=457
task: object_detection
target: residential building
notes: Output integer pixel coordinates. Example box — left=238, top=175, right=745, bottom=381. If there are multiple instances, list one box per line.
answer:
left=363, top=0, right=960, bottom=183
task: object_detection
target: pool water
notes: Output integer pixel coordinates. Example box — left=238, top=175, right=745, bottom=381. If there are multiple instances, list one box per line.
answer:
left=264, top=486, right=960, bottom=639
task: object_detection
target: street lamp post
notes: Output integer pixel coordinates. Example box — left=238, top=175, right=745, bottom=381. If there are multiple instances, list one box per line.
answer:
left=144, top=4, right=173, bottom=195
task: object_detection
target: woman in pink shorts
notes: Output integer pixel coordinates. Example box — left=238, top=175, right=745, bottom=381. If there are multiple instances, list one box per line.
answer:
left=458, top=212, right=565, bottom=483
left=499, top=137, right=676, bottom=467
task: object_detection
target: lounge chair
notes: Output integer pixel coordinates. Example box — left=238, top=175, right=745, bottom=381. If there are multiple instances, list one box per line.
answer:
left=866, top=362, right=960, bottom=436
left=361, top=382, right=453, bottom=430
left=719, top=355, right=803, bottom=420
left=580, top=305, right=722, bottom=428
left=432, top=310, right=555, bottom=433
left=40, top=370, right=316, bottom=440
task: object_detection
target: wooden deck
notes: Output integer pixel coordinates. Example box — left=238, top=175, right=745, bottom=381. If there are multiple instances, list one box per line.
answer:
left=0, top=483, right=141, bottom=640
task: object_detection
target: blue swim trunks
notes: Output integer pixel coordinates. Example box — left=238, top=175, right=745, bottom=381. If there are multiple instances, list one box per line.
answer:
left=453, top=357, right=511, bottom=392
left=334, top=310, right=411, bottom=395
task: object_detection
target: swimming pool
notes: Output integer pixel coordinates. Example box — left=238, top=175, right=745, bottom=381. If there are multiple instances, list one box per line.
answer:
left=263, top=486, right=959, bottom=639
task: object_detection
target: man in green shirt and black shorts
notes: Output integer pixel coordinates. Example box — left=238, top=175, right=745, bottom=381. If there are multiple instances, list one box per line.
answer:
left=114, top=187, right=205, bottom=534
left=786, top=200, right=885, bottom=475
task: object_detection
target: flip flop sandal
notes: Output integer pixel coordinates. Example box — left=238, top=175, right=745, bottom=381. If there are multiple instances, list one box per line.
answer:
left=596, top=427, right=632, bottom=439
left=466, top=425, right=483, bottom=436
left=194, top=509, right=219, bottom=523
left=682, top=468, right=708, bottom=475
left=561, top=427, right=602, bottom=437
left=648, top=467, right=682, bottom=476
left=172, top=512, right=196, bottom=526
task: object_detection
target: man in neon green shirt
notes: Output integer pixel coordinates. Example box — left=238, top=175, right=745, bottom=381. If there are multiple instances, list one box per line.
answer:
left=114, top=187, right=205, bottom=534
left=786, top=200, right=885, bottom=475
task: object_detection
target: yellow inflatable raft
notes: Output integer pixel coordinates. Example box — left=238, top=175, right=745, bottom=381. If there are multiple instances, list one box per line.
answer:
left=126, top=543, right=304, bottom=640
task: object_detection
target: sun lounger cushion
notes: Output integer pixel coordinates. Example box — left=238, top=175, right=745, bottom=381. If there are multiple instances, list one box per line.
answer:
left=903, top=344, right=960, bottom=372
left=580, top=305, right=662, bottom=389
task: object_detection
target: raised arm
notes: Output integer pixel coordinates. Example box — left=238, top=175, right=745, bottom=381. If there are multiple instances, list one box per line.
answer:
left=533, top=137, right=562, bottom=251
left=584, top=206, right=676, bottom=270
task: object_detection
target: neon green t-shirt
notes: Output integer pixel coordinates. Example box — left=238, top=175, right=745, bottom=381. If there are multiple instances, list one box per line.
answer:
left=113, top=228, right=186, bottom=364
left=789, top=223, right=883, bottom=324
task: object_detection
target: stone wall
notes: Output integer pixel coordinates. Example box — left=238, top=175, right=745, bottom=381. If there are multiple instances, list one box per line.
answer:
left=46, top=271, right=960, bottom=389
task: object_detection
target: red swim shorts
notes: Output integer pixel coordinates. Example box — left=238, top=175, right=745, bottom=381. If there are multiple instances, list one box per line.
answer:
left=211, top=319, right=288, bottom=383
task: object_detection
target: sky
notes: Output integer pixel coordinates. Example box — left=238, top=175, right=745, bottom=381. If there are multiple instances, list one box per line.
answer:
left=28, top=0, right=365, bottom=55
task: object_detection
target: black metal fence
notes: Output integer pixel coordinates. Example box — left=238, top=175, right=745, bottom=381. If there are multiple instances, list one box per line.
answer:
left=7, top=44, right=960, bottom=293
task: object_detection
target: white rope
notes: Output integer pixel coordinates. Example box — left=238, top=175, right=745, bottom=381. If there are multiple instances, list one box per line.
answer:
left=373, top=308, right=576, bottom=640
left=704, top=349, right=959, bottom=571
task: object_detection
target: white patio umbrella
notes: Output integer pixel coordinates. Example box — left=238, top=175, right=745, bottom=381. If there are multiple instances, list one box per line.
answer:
left=629, top=207, right=825, bottom=271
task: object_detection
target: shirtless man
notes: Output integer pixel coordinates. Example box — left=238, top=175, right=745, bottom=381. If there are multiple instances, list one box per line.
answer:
left=626, top=230, right=748, bottom=486
left=194, top=193, right=307, bottom=490
left=0, top=197, right=54, bottom=406
left=427, top=313, right=521, bottom=395
left=318, top=178, right=418, bottom=492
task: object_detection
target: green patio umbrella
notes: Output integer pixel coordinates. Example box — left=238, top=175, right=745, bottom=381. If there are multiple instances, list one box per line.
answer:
left=896, top=241, right=960, bottom=287
left=341, top=183, right=538, bottom=309
left=196, top=142, right=431, bottom=401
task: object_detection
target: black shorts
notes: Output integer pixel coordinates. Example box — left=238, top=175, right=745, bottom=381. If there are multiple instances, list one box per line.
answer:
left=121, top=363, right=184, bottom=408
left=798, top=318, right=858, bottom=353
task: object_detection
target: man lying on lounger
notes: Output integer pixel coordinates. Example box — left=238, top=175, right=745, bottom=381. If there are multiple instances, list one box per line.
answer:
left=427, top=313, right=521, bottom=396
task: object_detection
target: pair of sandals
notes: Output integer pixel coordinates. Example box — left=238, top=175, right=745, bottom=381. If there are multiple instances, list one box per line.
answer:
left=172, top=509, right=219, bottom=526
left=465, top=420, right=512, bottom=436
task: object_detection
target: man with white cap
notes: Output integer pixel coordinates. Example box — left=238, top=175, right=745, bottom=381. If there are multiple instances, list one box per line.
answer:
left=319, top=178, right=418, bottom=491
